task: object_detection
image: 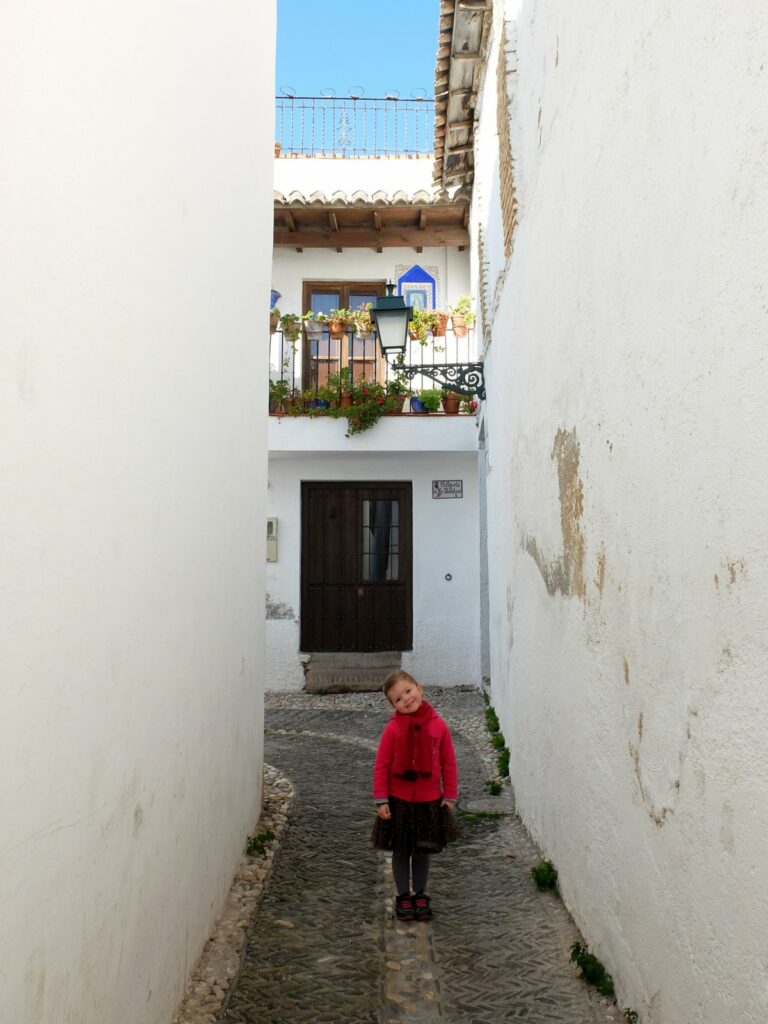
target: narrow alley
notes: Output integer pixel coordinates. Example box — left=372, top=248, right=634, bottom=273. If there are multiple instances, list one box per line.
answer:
left=217, top=689, right=622, bottom=1024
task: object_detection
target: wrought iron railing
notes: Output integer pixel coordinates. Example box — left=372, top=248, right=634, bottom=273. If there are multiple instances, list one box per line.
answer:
left=275, top=94, right=435, bottom=158
left=268, top=326, right=479, bottom=411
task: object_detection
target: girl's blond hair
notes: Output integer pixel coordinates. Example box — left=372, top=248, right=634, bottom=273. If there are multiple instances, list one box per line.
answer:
left=383, top=669, right=421, bottom=699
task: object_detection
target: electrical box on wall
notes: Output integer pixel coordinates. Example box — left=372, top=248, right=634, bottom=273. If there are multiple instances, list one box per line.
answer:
left=266, top=517, right=278, bottom=562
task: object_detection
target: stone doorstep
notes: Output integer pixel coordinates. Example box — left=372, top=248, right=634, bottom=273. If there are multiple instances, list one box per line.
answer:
left=303, top=652, right=402, bottom=693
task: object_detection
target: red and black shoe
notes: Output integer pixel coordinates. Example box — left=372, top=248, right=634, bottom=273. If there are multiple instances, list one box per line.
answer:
left=395, top=893, right=415, bottom=921
left=413, top=891, right=432, bottom=921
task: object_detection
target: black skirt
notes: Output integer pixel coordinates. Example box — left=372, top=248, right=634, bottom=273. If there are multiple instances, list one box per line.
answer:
left=371, top=795, right=460, bottom=855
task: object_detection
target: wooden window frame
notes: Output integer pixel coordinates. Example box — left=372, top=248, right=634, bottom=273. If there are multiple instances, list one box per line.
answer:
left=301, top=279, right=387, bottom=390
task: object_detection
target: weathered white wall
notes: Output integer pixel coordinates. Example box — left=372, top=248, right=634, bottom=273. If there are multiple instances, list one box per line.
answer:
left=477, top=2, right=768, bottom=1021
left=0, top=3, right=274, bottom=1023
left=267, top=448, right=481, bottom=690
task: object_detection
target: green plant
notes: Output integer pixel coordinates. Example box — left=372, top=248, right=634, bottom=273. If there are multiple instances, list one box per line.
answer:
left=461, top=398, right=479, bottom=415
left=301, top=310, right=328, bottom=323
left=497, top=746, right=510, bottom=778
left=485, top=707, right=500, bottom=733
left=344, top=379, right=388, bottom=435
left=418, top=389, right=442, bottom=413
left=623, top=1011, right=639, bottom=1024
left=328, top=307, right=355, bottom=325
left=280, top=312, right=301, bottom=342
left=484, top=779, right=503, bottom=796
left=482, top=689, right=490, bottom=705
left=491, top=732, right=506, bottom=750
left=246, top=828, right=275, bottom=857
left=351, top=302, right=374, bottom=336
left=408, top=307, right=440, bottom=343
left=569, top=942, right=615, bottom=998
left=327, top=366, right=353, bottom=395
left=530, top=859, right=558, bottom=892
left=449, top=293, right=477, bottom=327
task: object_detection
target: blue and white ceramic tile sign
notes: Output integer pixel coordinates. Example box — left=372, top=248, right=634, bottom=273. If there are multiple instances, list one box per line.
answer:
left=397, top=265, right=436, bottom=310
left=270, top=290, right=281, bottom=310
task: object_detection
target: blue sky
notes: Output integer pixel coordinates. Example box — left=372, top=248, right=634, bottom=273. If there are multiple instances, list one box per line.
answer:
left=276, top=0, right=441, bottom=99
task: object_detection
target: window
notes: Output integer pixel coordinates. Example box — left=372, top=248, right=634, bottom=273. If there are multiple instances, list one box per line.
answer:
left=362, top=499, right=399, bottom=582
left=302, top=280, right=387, bottom=389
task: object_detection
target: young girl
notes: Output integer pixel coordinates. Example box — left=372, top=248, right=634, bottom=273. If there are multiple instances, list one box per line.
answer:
left=371, top=670, right=459, bottom=921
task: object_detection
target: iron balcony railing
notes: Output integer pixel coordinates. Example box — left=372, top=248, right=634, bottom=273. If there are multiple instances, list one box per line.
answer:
left=268, top=325, right=480, bottom=412
left=275, top=94, right=435, bottom=158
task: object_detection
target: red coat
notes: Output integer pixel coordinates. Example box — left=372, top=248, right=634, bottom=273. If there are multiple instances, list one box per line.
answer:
left=373, top=710, right=458, bottom=804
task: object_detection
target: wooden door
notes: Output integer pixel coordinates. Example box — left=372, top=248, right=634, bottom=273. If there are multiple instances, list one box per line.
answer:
left=300, top=481, right=413, bottom=652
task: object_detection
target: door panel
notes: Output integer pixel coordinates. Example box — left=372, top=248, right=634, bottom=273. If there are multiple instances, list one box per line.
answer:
left=301, top=482, right=413, bottom=652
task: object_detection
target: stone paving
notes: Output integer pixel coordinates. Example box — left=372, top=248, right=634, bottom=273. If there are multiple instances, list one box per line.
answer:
left=221, top=688, right=623, bottom=1024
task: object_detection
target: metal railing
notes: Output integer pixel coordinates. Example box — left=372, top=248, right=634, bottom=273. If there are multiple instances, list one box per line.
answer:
left=268, top=326, right=479, bottom=410
left=275, top=95, right=435, bottom=158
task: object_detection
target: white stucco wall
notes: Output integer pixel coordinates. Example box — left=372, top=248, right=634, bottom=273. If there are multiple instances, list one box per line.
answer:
left=272, top=245, right=470, bottom=320
left=267, top=450, right=481, bottom=690
left=477, top=2, right=768, bottom=1022
left=0, top=4, right=274, bottom=1023
left=274, top=156, right=434, bottom=198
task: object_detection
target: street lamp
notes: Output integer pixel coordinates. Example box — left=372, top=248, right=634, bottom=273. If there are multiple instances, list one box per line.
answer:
left=371, top=282, right=486, bottom=401
left=370, top=281, right=412, bottom=357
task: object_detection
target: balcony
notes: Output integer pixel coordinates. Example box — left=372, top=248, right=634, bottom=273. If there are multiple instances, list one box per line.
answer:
left=275, top=94, right=435, bottom=159
left=269, top=323, right=480, bottom=402
left=268, top=321, right=481, bottom=454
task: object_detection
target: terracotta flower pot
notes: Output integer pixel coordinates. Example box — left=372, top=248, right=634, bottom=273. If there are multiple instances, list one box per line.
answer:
left=432, top=313, right=448, bottom=337
left=328, top=318, right=347, bottom=339
left=269, top=311, right=280, bottom=334
left=442, top=395, right=461, bottom=415
left=340, top=392, right=353, bottom=409
left=451, top=313, right=468, bottom=337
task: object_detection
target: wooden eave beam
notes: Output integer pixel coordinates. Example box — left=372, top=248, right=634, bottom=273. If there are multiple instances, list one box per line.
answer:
left=274, top=225, right=470, bottom=249
left=419, top=210, right=427, bottom=231
left=328, top=212, right=339, bottom=232
left=284, top=210, right=296, bottom=232
left=373, top=211, right=382, bottom=231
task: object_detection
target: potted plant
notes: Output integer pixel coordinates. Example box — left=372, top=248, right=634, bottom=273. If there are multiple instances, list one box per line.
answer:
left=432, top=311, right=449, bottom=337
left=440, top=389, right=462, bottom=414
left=411, top=388, right=441, bottom=414
left=460, top=397, right=479, bottom=415
left=449, top=294, right=476, bottom=337
left=352, top=303, right=375, bottom=340
left=270, top=306, right=280, bottom=335
left=280, top=312, right=301, bottom=344
left=408, top=308, right=440, bottom=344
left=268, top=378, right=289, bottom=413
left=327, top=308, right=355, bottom=339
left=385, top=375, right=411, bottom=414
left=327, top=366, right=354, bottom=407
left=302, top=311, right=328, bottom=341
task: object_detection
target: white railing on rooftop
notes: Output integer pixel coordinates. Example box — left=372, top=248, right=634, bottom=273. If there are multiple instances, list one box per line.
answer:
left=275, top=95, right=435, bottom=158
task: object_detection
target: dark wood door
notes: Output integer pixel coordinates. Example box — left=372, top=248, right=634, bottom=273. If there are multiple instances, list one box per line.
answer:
left=300, top=481, right=412, bottom=652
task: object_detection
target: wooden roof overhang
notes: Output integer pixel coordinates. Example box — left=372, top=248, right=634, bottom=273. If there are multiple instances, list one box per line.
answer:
left=433, top=0, right=493, bottom=189
left=273, top=189, right=470, bottom=252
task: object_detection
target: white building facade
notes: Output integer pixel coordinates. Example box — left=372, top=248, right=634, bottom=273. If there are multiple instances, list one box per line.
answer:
left=0, top=3, right=275, bottom=1022
left=268, top=156, right=483, bottom=689
left=472, top=1, right=768, bottom=1021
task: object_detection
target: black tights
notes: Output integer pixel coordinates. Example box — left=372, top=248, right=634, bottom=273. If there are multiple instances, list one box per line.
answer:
left=392, top=851, right=430, bottom=895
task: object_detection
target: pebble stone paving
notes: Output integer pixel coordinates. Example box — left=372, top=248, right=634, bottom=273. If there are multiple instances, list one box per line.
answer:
left=221, top=688, right=623, bottom=1024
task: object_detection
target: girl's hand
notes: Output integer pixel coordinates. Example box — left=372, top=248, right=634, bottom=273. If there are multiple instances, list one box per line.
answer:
left=376, top=803, right=391, bottom=820
left=441, top=799, right=456, bottom=810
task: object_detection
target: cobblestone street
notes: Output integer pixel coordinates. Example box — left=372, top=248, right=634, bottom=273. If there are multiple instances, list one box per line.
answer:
left=222, top=689, right=622, bottom=1024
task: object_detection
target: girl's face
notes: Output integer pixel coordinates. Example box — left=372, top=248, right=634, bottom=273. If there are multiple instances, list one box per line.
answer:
left=387, top=678, right=424, bottom=715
